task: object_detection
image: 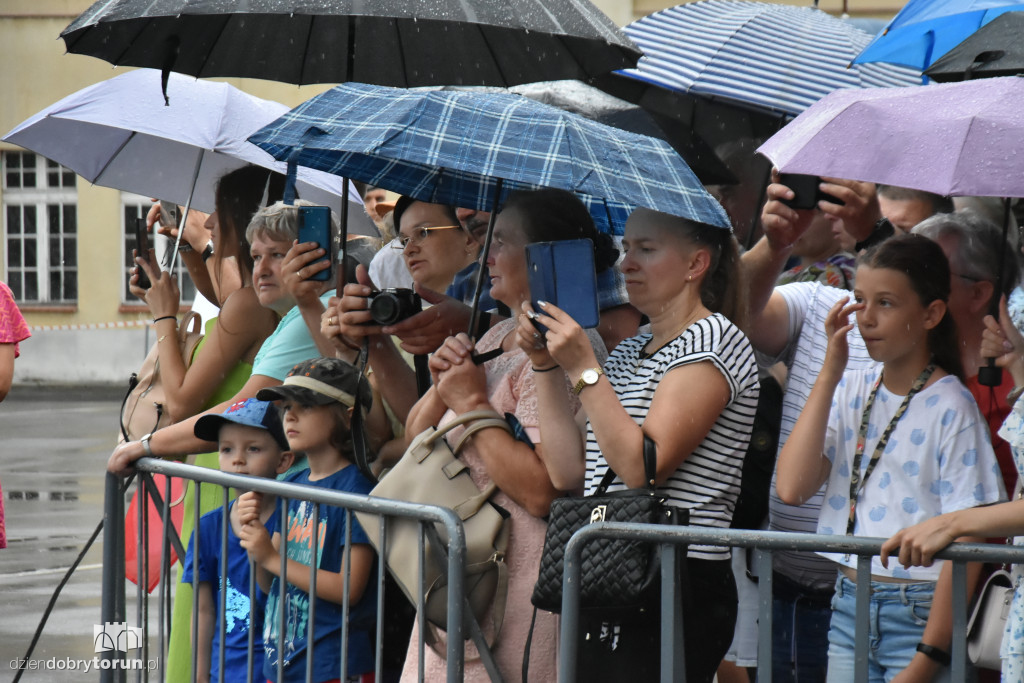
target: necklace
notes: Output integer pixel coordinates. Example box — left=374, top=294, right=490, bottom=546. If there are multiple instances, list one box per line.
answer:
left=637, top=310, right=709, bottom=363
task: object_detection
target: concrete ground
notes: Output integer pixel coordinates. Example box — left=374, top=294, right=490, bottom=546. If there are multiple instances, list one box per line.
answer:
left=0, top=386, right=157, bottom=683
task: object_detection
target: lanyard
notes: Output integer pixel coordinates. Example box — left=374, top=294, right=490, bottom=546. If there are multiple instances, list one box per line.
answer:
left=846, top=364, right=936, bottom=536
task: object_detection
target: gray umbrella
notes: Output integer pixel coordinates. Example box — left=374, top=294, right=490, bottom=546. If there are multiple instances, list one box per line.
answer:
left=61, top=0, right=641, bottom=93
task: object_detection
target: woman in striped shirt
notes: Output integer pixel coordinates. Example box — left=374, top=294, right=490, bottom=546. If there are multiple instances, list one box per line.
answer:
left=518, top=207, right=759, bottom=683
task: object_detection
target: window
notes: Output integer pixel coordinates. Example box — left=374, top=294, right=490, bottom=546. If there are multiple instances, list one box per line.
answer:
left=3, top=152, right=78, bottom=303
left=121, top=194, right=196, bottom=305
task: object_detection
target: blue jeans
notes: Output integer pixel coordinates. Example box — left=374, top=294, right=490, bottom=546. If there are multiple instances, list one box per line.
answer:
left=772, top=572, right=832, bottom=682
left=827, top=575, right=950, bottom=683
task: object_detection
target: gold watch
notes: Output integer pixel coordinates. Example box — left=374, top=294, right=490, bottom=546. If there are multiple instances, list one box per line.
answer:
left=572, top=367, right=604, bottom=395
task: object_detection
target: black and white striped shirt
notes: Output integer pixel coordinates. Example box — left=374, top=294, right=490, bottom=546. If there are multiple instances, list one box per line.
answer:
left=583, top=313, right=760, bottom=561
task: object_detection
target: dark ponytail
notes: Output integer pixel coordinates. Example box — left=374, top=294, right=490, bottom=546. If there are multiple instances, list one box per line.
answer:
left=858, top=233, right=963, bottom=381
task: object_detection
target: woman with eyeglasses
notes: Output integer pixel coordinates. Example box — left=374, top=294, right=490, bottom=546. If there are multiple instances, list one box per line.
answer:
left=320, top=197, right=486, bottom=466
left=389, top=197, right=480, bottom=295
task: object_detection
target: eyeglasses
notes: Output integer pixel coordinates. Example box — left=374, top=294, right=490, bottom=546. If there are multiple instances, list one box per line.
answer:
left=392, top=225, right=462, bottom=249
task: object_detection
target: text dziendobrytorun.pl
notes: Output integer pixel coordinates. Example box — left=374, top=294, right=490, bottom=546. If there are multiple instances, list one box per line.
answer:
left=9, top=657, right=159, bottom=673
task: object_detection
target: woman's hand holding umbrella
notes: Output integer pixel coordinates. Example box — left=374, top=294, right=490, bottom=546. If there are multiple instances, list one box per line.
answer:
left=981, top=295, right=1024, bottom=388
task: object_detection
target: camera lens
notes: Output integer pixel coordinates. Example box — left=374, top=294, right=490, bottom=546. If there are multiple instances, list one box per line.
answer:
left=370, top=293, right=401, bottom=325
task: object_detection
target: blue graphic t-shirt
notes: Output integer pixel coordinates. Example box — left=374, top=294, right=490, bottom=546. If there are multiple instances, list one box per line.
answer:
left=263, top=465, right=376, bottom=683
left=182, top=502, right=277, bottom=683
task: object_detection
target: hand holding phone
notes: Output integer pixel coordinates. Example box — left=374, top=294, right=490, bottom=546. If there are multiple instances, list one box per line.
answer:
left=134, top=217, right=152, bottom=290
left=298, top=206, right=333, bottom=282
left=778, top=173, right=845, bottom=210
left=525, top=239, right=600, bottom=331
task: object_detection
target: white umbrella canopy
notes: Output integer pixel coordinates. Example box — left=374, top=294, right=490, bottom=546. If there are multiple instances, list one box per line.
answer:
left=3, top=69, right=373, bottom=232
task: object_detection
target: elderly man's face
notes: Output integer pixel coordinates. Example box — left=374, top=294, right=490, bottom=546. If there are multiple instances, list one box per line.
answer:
left=455, top=207, right=492, bottom=245
left=879, top=196, right=936, bottom=232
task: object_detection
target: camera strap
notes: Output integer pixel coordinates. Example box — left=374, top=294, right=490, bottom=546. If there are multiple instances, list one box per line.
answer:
left=350, top=339, right=378, bottom=483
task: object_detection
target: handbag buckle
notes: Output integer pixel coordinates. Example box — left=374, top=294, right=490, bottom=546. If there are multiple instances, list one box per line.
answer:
left=590, top=505, right=607, bottom=523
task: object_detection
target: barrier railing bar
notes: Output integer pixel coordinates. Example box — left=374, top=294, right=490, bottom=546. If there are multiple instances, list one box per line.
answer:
left=755, top=549, right=773, bottom=683
left=660, top=543, right=683, bottom=682
left=951, top=561, right=968, bottom=682
left=101, top=472, right=126, bottom=683
left=277, top=496, right=287, bottom=683
left=158, top=475, right=171, bottom=683
left=307, top=501, right=320, bottom=683
left=136, top=473, right=145, bottom=683
left=559, top=523, right=1024, bottom=683
left=855, top=553, right=870, bottom=683
left=341, top=506, right=352, bottom=682
left=190, top=480, right=200, bottom=683
left=218, top=486, right=229, bottom=683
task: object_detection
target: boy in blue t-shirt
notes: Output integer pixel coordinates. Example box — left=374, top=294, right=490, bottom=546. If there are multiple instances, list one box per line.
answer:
left=182, top=398, right=294, bottom=683
left=239, top=357, right=377, bottom=683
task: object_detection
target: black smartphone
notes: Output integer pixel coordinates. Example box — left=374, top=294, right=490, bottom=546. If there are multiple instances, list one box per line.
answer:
left=525, top=238, right=600, bottom=331
left=133, top=217, right=152, bottom=289
left=298, top=206, right=333, bottom=282
left=778, top=173, right=844, bottom=210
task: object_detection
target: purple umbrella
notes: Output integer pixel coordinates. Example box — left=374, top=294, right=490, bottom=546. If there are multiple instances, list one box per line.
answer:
left=758, top=75, right=1023, bottom=385
left=756, top=76, right=1024, bottom=198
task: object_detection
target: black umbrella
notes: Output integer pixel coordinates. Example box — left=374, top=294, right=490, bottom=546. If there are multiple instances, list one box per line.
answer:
left=61, top=0, right=641, bottom=93
left=446, top=79, right=737, bottom=185
left=925, top=12, right=1024, bottom=82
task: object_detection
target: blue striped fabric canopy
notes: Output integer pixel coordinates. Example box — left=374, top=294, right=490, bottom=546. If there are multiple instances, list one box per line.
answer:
left=248, top=82, right=730, bottom=233
left=618, top=0, right=920, bottom=118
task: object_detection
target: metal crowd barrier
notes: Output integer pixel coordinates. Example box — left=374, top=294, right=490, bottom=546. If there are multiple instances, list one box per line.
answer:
left=99, top=457, right=471, bottom=683
left=559, top=524, right=1024, bottom=683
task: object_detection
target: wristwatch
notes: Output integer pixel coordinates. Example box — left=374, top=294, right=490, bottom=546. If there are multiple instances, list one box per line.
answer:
left=572, top=367, right=604, bottom=395
left=200, top=240, right=215, bottom=263
left=855, top=217, right=896, bottom=252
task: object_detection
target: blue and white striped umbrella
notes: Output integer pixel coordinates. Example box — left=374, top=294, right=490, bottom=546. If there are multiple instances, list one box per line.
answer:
left=248, top=82, right=730, bottom=234
left=618, top=0, right=920, bottom=118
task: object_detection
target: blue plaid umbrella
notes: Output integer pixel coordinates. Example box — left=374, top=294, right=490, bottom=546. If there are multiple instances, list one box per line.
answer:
left=617, top=0, right=919, bottom=118
left=247, top=82, right=729, bottom=235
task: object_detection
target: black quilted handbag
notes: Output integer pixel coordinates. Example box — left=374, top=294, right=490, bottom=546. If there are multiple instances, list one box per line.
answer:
left=531, top=437, right=686, bottom=612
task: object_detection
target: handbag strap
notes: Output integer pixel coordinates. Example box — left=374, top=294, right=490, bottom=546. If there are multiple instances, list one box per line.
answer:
left=595, top=434, right=658, bottom=494
left=429, top=409, right=508, bottom=447
left=451, top=417, right=513, bottom=453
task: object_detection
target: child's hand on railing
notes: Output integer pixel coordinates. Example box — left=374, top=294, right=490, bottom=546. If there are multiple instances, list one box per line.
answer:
left=238, top=521, right=276, bottom=568
left=236, top=491, right=262, bottom=526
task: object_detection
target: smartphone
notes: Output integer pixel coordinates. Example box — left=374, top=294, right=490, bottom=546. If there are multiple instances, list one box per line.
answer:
left=526, top=238, right=599, bottom=330
left=133, top=217, right=152, bottom=290
left=778, top=173, right=844, bottom=210
left=158, top=200, right=180, bottom=229
left=298, top=206, right=333, bottom=282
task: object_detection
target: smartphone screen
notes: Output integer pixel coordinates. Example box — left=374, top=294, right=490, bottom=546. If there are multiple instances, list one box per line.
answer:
left=298, top=206, right=332, bottom=282
left=134, top=217, right=152, bottom=289
left=525, top=239, right=600, bottom=330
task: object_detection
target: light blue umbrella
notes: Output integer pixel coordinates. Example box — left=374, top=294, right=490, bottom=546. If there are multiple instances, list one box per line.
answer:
left=247, top=82, right=729, bottom=236
left=853, top=0, right=1024, bottom=71
left=615, top=0, right=919, bottom=119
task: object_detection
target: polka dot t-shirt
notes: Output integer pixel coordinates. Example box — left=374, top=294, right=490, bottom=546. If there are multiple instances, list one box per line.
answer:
left=817, top=364, right=1006, bottom=580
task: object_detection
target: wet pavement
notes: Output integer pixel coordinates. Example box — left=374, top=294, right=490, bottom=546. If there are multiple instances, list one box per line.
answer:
left=0, top=386, right=143, bottom=682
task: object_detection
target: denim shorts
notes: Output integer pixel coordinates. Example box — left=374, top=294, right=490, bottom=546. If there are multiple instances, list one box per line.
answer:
left=826, top=575, right=950, bottom=683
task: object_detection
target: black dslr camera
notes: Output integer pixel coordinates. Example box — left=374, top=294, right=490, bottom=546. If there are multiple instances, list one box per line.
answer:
left=368, top=288, right=421, bottom=325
